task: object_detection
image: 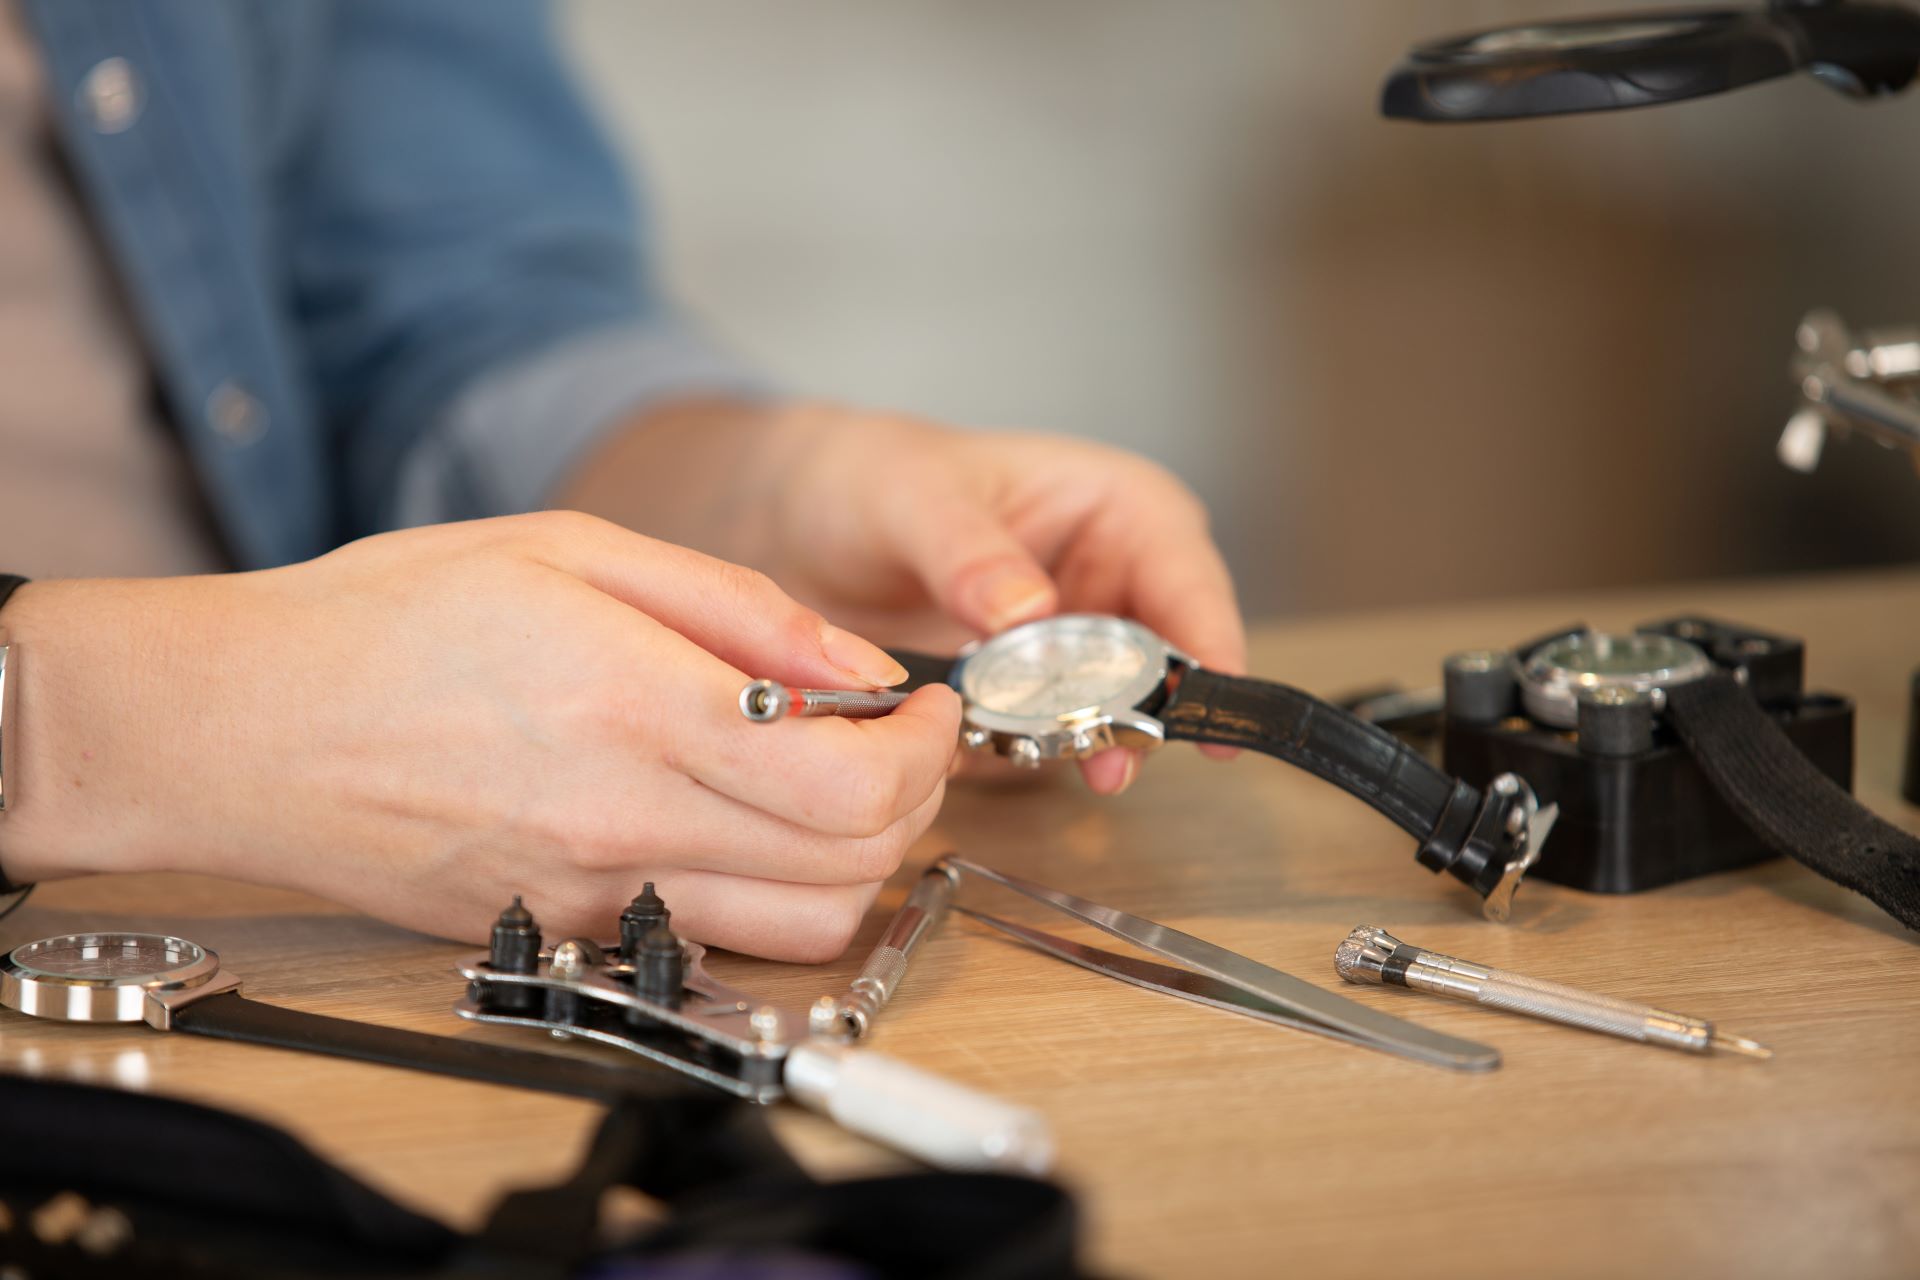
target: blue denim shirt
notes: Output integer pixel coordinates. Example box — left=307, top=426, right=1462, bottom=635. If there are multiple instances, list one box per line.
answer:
left=19, top=0, right=755, bottom=569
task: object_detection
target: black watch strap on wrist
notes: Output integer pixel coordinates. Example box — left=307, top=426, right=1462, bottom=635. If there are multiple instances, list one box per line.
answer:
left=0, top=575, right=25, bottom=613
left=170, top=990, right=692, bottom=1102
left=1665, top=673, right=1920, bottom=930
left=1158, top=667, right=1526, bottom=902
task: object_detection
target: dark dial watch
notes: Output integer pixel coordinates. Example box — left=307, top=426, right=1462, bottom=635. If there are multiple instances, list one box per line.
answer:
left=893, top=614, right=1556, bottom=921
left=1510, top=625, right=1920, bottom=931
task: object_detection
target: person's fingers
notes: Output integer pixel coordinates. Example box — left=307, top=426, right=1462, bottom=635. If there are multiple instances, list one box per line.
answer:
left=878, top=479, right=1058, bottom=635
left=653, top=632, right=963, bottom=836
left=525, top=510, right=907, bottom=688
left=569, top=768, right=946, bottom=887
left=610, top=869, right=889, bottom=963
left=1110, top=497, right=1245, bottom=764
left=1077, top=747, right=1140, bottom=795
left=1124, top=525, right=1244, bottom=678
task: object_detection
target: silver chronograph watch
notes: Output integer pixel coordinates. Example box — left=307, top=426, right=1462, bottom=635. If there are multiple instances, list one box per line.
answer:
left=891, top=614, right=1557, bottom=921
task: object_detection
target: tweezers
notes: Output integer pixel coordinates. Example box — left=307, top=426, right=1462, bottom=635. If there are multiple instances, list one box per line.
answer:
left=939, top=856, right=1499, bottom=1072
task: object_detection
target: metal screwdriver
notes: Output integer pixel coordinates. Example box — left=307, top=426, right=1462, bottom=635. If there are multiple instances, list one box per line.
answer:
left=1335, top=926, right=1772, bottom=1060
left=739, top=679, right=909, bottom=722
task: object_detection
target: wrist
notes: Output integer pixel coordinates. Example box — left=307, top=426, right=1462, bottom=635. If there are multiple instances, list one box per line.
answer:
left=0, top=578, right=215, bottom=883
left=554, top=397, right=832, bottom=569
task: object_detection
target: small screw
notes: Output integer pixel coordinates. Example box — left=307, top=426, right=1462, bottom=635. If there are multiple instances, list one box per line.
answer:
left=749, top=1005, right=785, bottom=1043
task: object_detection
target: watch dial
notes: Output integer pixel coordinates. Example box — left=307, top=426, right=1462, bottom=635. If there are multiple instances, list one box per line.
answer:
left=11, top=934, right=205, bottom=982
left=962, top=618, right=1156, bottom=718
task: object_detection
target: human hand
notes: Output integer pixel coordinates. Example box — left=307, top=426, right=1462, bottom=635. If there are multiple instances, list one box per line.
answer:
left=0, top=513, right=960, bottom=961
left=566, top=403, right=1246, bottom=795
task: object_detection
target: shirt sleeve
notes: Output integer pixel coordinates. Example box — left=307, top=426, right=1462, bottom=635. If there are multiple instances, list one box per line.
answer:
left=282, top=0, right=756, bottom=537
left=390, top=317, right=765, bottom=528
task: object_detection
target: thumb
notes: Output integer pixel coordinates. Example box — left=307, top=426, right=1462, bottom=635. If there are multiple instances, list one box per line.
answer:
left=889, top=485, right=1057, bottom=634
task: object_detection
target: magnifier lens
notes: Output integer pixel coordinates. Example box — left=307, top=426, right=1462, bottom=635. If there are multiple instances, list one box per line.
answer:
left=1464, top=19, right=1708, bottom=56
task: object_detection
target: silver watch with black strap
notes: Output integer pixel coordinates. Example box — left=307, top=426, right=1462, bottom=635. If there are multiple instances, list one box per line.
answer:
left=891, top=613, right=1557, bottom=921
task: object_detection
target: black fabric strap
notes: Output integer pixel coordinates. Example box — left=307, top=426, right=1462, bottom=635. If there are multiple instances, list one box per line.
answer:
left=1666, top=673, right=1920, bottom=930
left=1159, top=667, right=1464, bottom=840
left=171, top=990, right=695, bottom=1102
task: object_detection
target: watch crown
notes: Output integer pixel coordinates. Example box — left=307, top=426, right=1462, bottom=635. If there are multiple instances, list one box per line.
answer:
left=1007, top=737, right=1044, bottom=769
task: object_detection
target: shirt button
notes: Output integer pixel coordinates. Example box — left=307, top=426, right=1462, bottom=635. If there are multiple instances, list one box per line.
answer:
left=207, top=381, right=268, bottom=445
left=78, top=57, right=142, bottom=134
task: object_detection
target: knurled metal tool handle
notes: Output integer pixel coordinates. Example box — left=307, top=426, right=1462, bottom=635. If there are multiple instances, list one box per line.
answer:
left=1335, top=926, right=1770, bottom=1059
left=740, top=680, right=909, bottom=722
left=841, top=864, right=957, bottom=1037
left=1468, top=970, right=1713, bottom=1052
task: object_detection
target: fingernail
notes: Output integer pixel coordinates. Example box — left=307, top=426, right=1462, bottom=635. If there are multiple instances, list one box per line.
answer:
left=820, top=622, right=909, bottom=688
left=1112, top=751, right=1139, bottom=795
left=973, top=566, right=1053, bottom=632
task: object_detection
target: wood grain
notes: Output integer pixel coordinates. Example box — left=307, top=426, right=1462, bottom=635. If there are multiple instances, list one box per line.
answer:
left=5, top=566, right=1920, bottom=1278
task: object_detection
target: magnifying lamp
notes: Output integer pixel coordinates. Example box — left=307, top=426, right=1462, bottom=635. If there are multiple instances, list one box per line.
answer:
left=1382, top=1, right=1920, bottom=122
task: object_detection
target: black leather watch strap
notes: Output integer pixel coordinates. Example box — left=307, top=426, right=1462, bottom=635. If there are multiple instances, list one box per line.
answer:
left=0, top=575, right=26, bottom=613
left=1158, top=667, right=1521, bottom=899
left=1161, top=668, right=1460, bottom=838
left=1665, top=673, right=1920, bottom=930
left=171, top=990, right=689, bottom=1102
left=889, top=649, right=957, bottom=691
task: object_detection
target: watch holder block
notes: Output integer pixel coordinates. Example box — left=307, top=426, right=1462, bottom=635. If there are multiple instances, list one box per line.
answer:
left=1441, top=617, right=1854, bottom=894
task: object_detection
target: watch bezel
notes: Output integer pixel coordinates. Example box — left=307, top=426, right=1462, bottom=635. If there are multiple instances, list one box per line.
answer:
left=951, top=614, right=1189, bottom=761
left=1, top=932, right=225, bottom=1024
left=1515, top=630, right=1716, bottom=729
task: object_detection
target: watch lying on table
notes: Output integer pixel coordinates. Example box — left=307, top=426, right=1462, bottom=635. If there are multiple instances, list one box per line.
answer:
left=0, top=931, right=672, bottom=1101
left=891, top=614, right=1557, bottom=921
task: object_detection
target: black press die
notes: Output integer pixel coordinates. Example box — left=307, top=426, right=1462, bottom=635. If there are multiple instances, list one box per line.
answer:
left=1441, top=617, right=1854, bottom=894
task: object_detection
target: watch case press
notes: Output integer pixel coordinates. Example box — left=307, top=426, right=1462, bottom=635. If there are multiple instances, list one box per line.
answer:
left=1441, top=615, right=1853, bottom=893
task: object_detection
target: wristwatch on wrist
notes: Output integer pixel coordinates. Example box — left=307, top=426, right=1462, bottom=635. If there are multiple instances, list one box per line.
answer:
left=0, top=573, right=28, bottom=896
left=892, top=614, right=1557, bottom=921
left=1508, top=625, right=1920, bottom=930
left=0, top=931, right=673, bottom=1101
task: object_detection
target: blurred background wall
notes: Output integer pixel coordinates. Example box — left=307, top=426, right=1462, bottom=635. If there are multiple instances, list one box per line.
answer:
left=562, top=0, right=1920, bottom=618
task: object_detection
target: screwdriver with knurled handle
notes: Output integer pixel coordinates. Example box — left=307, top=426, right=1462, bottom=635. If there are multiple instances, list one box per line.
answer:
left=1335, top=926, right=1771, bottom=1060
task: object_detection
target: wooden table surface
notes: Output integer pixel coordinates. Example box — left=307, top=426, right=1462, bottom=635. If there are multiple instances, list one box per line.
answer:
left=5, top=567, right=1920, bottom=1278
